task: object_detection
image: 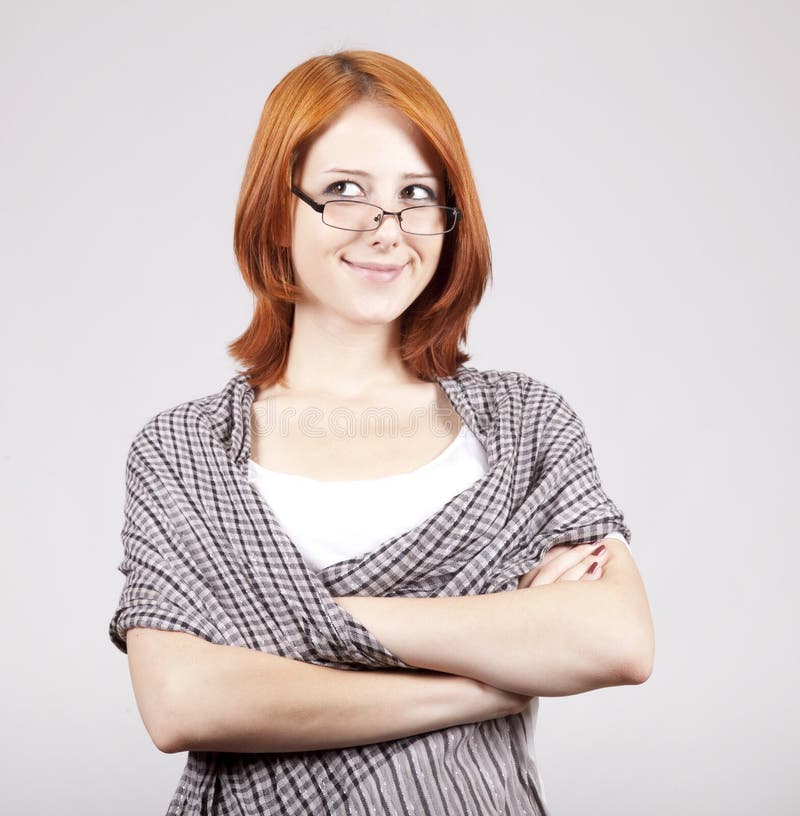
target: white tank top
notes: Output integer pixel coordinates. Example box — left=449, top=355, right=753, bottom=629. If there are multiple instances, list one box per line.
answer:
left=247, top=424, right=630, bottom=772
left=247, top=422, right=491, bottom=570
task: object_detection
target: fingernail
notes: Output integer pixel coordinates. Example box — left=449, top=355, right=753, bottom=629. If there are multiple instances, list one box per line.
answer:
left=591, top=544, right=606, bottom=556
left=588, top=561, right=599, bottom=575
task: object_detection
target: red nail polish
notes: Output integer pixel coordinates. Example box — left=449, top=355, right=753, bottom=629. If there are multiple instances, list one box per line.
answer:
left=588, top=561, right=598, bottom=575
left=591, top=544, right=606, bottom=556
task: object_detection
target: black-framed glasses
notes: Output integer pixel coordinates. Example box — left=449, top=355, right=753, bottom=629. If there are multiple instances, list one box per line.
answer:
left=291, top=185, right=461, bottom=236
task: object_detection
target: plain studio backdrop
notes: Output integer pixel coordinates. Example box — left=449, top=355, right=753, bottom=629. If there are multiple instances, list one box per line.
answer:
left=1, top=2, right=797, bottom=814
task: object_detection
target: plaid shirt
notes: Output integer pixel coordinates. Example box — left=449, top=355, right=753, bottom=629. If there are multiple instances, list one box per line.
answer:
left=109, top=365, right=631, bottom=815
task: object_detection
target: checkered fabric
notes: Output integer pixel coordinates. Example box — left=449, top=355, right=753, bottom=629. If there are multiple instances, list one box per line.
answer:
left=109, top=365, right=631, bottom=815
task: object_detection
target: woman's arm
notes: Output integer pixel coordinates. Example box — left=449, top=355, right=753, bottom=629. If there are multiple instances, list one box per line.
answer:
left=126, top=627, right=531, bottom=754
left=333, top=538, right=654, bottom=698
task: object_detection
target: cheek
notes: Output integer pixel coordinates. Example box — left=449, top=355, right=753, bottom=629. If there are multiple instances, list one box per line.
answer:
left=423, top=238, right=445, bottom=271
left=291, top=220, right=337, bottom=263
left=290, top=230, right=355, bottom=280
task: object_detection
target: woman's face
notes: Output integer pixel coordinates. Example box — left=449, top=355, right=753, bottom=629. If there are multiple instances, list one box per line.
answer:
left=289, top=98, right=446, bottom=330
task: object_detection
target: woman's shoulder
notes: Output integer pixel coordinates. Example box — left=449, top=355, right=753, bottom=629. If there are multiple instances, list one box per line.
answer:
left=453, top=366, right=594, bottom=467
left=451, top=364, right=569, bottom=409
left=127, top=373, right=245, bottom=458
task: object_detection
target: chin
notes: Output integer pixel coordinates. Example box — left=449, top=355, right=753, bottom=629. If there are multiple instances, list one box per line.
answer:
left=344, top=303, right=407, bottom=326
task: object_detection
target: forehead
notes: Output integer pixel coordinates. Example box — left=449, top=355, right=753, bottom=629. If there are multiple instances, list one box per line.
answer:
left=299, top=99, right=442, bottom=179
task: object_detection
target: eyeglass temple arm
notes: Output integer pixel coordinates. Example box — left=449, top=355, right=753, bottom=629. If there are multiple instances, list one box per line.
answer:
left=290, top=185, right=326, bottom=213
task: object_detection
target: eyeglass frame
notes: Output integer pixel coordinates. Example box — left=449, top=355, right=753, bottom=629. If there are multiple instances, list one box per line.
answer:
left=290, top=185, right=461, bottom=236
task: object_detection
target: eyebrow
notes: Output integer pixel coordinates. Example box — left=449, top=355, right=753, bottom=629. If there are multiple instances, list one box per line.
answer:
left=321, top=168, right=440, bottom=181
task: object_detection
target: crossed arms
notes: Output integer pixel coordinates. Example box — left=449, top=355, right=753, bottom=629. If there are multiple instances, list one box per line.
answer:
left=126, top=537, right=653, bottom=753
left=332, top=537, right=654, bottom=697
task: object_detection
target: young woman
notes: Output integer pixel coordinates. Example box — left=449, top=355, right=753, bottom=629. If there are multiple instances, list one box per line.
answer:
left=110, top=50, right=654, bottom=815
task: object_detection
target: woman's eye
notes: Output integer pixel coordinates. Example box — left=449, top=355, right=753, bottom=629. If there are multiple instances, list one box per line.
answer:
left=322, top=180, right=437, bottom=201
left=324, top=180, right=362, bottom=197
left=403, top=184, right=436, bottom=201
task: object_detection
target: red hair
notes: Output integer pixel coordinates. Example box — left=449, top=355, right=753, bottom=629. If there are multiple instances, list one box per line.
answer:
left=228, top=50, right=492, bottom=389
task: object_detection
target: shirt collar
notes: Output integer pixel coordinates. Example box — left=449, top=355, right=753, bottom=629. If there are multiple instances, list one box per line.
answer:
left=202, top=372, right=255, bottom=470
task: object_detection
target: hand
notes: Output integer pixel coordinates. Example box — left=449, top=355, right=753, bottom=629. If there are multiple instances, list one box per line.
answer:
left=516, top=541, right=610, bottom=590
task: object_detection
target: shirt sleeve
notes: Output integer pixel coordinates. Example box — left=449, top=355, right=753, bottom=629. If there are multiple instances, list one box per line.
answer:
left=108, top=432, right=219, bottom=654
left=524, top=386, right=633, bottom=556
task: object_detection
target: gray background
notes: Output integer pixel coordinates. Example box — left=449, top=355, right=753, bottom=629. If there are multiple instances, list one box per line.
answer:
left=2, top=1, right=797, bottom=813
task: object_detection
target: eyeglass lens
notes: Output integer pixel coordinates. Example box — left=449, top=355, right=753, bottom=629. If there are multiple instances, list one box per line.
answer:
left=322, top=201, right=455, bottom=235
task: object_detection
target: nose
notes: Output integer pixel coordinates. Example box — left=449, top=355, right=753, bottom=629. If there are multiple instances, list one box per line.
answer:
left=370, top=209, right=402, bottom=244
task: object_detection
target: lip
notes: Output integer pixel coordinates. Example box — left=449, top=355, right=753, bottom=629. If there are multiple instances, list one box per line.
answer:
left=344, top=259, right=406, bottom=282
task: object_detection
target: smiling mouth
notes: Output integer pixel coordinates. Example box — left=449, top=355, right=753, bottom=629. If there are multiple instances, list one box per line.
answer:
left=344, top=259, right=406, bottom=272
left=344, top=259, right=406, bottom=282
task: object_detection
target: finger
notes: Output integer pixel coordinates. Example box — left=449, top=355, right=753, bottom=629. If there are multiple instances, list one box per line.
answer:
left=517, top=544, right=573, bottom=588
left=520, top=541, right=607, bottom=588
left=559, top=557, right=604, bottom=582
left=564, top=545, right=610, bottom=582
left=530, top=542, right=607, bottom=586
left=583, top=560, right=604, bottom=580
left=536, top=544, right=571, bottom=568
